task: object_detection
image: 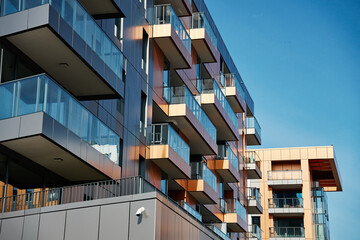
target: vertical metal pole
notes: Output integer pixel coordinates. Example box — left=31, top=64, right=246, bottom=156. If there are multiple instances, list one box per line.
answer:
left=2, top=160, right=9, bottom=213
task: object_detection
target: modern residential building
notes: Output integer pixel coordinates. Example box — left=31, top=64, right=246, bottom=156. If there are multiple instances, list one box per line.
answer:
left=247, top=146, right=342, bottom=240
left=0, top=0, right=262, bottom=239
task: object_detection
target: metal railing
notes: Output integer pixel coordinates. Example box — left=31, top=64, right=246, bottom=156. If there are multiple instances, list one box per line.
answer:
left=197, top=78, right=238, bottom=129
left=0, top=74, right=120, bottom=164
left=0, top=176, right=152, bottom=213
left=269, top=227, right=305, bottom=238
left=1, top=0, right=125, bottom=80
left=247, top=188, right=262, bottom=204
left=247, top=225, right=262, bottom=240
left=191, top=162, right=217, bottom=192
left=217, top=144, right=239, bottom=172
left=269, top=198, right=303, bottom=208
left=192, top=12, right=217, bottom=48
left=246, top=151, right=261, bottom=170
left=268, top=170, right=302, bottom=181
left=163, top=86, right=217, bottom=143
left=154, top=4, right=191, bottom=53
left=178, top=201, right=202, bottom=222
left=151, top=123, right=190, bottom=164
left=219, top=73, right=246, bottom=101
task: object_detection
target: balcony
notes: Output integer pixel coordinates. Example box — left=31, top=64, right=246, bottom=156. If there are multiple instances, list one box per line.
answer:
left=221, top=198, right=247, bottom=232
left=77, top=0, right=123, bottom=16
left=197, top=79, right=240, bottom=141
left=269, top=227, right=305, bottom=240
left=247, top=225, right=262, bottom=240
left=245, top=117, right=261, bottom=145
left=188, top=162, right=218, bottom=204
left=153, top=5, right=192, bottom=69
left=190, top=12, right=218, bottom=63
left=150, top=124, right=191, bottom=180
left=178, top=201, right=202, bottom=222
left=0, top=0, right=125, bottom=99
left=220, top=74, right=246, bottom=113
left=268, top=170, right=303, bottom=189
left=207, top=225, right=231, bottom=240
left=215, top=144, right=240, bottom=183
left=154, top=0, right=191, bottom=16
left=246, top=151, right=262, bottom=179
left=0, top=74, right=120, bottom=184
left=247, top=188, right=263, bottom=214
left=268, top=198, right=304, bottom=217
left=158, top=86, right=217, bottom=155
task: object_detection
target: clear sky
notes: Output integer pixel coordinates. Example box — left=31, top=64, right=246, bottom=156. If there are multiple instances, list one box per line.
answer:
left=205, top=0, right=360, bottom=238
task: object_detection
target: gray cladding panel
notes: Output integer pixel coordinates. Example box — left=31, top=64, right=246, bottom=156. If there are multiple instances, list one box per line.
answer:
left=99, top=203, right=130, bottom=240
left=128, top=199, right=156, bottom=240
left=22, top=214, right=39, bottom=240
left=0, top=216, right=24, bottom=240
left=64, top=206, right=100, bottom=240
left=38, top=211, right=66, bottom=240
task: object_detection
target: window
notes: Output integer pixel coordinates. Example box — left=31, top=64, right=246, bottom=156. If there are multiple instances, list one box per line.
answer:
left=140, top=92, right=147, bottom=136
left=114, top=18, right=123, bottom=42
left=161, top=171, right=168, bottom=195
left=163, top=58, right=170, bottom=103
left=139, top=156, right=146, bottom=178
left=118, top=139, right=123, bottom=167
left=142, top=30, right=149, bottom=74
left=116, top=97, right=124, bottom=115
left=252, top=216, right=260, bottom=227
left=196, top=56, right=202, bottom=92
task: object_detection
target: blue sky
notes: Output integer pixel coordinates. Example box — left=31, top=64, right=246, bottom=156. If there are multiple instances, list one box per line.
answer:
left=205, top=0, right=360, bottom=238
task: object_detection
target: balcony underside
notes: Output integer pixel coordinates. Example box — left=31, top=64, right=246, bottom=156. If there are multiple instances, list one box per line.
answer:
left=248, top=199, right=263, bottom=214
left=268, top=180, right=303, bottom=190
left=154, top=0, right=192, bottom=16
left=0, top=5, right=123, bottom=99
left=150, top=145, right=191, bottom=179
left=0, top=112, right=118, bottom=184
left=201, top=204, right=223, bottom=223
left=188, top=180, right=218, bottom=204
left=78, top=0, right=124, bottom=17
left=246, top=163, right=262, bottom=179
left=153, top=103, right=217, bottom=155
left=224, top=213, right=247, bottom=232
left=215, top=160, right=240, bottom=183
left=225, top=87, right=246, bottom=113
left=190, top=29, right=217, bottom=63
left=246, top=129, right=261, bottom=146
left=201, top=94, right=240, bottom=141
left=153, top=24, right=191, bottom=69
left=268, top=208, right=304, bottom=217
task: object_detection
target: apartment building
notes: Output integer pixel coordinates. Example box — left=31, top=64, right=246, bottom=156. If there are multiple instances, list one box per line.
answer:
left=0, top=0, right=262, bottom=239
left=247, top=146, right=342, bottom=240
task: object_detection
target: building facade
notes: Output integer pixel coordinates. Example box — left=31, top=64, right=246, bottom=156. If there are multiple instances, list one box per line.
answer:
left=247, top=146, right=342, bottom=240
left=0, top=0, right=262, bottom=239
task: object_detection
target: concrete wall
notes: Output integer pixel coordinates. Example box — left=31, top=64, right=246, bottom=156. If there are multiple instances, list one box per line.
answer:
left=0, top=192, right=220, bottom=240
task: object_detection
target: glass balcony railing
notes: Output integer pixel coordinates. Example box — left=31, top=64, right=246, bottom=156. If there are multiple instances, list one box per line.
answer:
left=192, top=12, right=217, bottom=48
left=269, top=227, right=305, bottom=238
left=0, top=74, right=120, bottom=163
left=197, top=79, right=238, bottom=129
left=151, top=123, right=190, bottom=165
left=246, top=151, right=261, bottom=169
left=247, top=187, right=262, bottom=204
left=178, top=200, right=202, bottom=222
left=221, top=198, right=246, bottom=222
left=207, top=225, right=231, bottom=240
left=268, top=170, right=302, bottom=181
left=191, top=162, right=217, bottom=192
left=220, top=73, right=246, bottom=101
left=217, top=144, right=239, bottom=172
left=268, top=198, right=303, bottom=208
left=246, top=117, right=261, bottom=137
left=1, top=0, right=125, bottom=81
left=163, top=86, right=217, bottom=143
left=154, top=4, right=191, bottom=53
left=248, top=225, right=262, bottom=240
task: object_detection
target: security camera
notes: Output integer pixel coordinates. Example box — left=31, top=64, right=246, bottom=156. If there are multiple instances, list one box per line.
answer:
left=136, top=207, right=145, bottom=216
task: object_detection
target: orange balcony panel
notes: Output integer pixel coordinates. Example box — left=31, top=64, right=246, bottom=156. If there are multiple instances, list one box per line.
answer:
left=215, top=160, right=240, bottom=183
left=150, top=145, right=191, bottom=179
left=201, top=94, right=240, bottom=141
left=223, top=213, right=247, bottom=232
left=190, top=28, right=218, bottom=63
left=225, top=87, right=246, bottom=113
left=188, top=180, right=219, bottom=204
left=153, top=24, right=192, bottom=69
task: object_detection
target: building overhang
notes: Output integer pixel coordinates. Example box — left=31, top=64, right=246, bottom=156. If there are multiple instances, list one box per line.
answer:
left=190, top=28, right=218, bottom=63
left=225, top=86, right=246, bottom=113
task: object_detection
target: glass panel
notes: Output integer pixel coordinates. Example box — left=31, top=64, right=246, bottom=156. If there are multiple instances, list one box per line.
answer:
left=191, top=162, right=217, bottom=192
left=192, top=12, right=217, bottom=48
left=0, top=74, right=120, bottom=163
